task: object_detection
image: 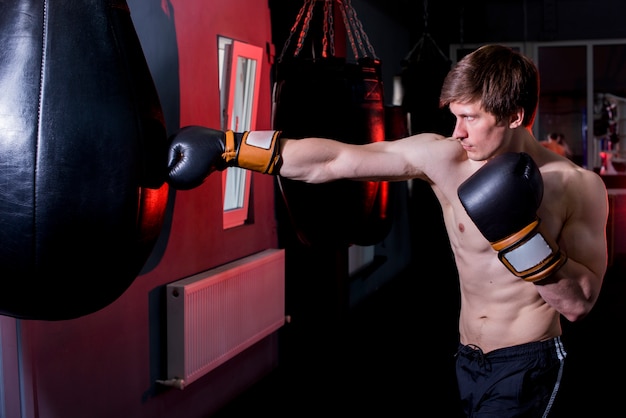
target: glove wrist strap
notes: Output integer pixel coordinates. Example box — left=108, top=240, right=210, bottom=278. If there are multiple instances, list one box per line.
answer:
left=230, top=130, right=282, bottom=174
left=491, top=219, right=567, bottom=282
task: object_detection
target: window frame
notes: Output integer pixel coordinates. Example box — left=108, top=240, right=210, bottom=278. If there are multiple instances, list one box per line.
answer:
left=218, top=37, right=264, bottom=229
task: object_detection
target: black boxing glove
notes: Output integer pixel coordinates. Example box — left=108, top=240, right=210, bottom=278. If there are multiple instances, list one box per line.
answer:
left=167, top=126, right=282, bottom=190
left=458, top=152, right=567, bottom=282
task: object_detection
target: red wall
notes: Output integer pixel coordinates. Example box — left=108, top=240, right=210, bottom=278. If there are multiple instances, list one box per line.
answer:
left=4, top=1, right=280, bottom=417
left=160, top=0, right=278, bottom=277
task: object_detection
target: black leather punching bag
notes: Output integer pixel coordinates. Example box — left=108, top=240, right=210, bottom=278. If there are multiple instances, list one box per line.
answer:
left=0, top=0, right=169, bottom=320
left=272, top=0, right=392, bottom=248
left=273, top=57, right=391, bottom=248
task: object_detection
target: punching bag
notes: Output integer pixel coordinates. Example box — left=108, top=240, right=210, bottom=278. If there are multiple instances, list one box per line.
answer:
left=273, top=0, right=391, bottom=248
left=401, top=32, right=453, bottom=135
left=0, top=0, right=169, bottom=320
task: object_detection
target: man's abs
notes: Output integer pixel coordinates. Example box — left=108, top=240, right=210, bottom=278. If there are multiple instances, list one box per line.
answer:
left=458, top=290, right=562, bottom=353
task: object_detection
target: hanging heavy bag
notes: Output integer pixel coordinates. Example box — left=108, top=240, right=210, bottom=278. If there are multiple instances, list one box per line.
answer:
left=400, top=31, right=453, bottom=135
left=272, top=0, right=392, bottom=248
left=0, top=0, right=169, bottom=320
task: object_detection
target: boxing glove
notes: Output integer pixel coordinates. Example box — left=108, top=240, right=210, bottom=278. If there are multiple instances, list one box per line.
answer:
left=167, top=126, right=282, bottom=190
left=457, top=152, right=567, bottom=282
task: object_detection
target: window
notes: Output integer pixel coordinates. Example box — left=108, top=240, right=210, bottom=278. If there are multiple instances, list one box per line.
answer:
left=218, top=37, right=263, bottom=228
left=534, top=41, right=626, bottom=171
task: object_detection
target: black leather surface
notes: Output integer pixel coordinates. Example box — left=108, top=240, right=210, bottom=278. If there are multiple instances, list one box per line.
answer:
left=0, top=0, right=168, bottom=319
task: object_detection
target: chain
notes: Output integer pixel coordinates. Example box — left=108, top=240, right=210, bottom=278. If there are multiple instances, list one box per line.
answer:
left=403, top=0, right=449, bottom=64
left=339, top=0, right=377, bottom=60
left=322, top=0, right=331, bottom=57
left=278, top=0, right=315, bottom=61
left=294, top=0, right=316, bottom=57
left=279, top=0, right=376, bottom=61
left=337, top=0, right=357, bottom=59
left=327, top=2, right=335, bottom=56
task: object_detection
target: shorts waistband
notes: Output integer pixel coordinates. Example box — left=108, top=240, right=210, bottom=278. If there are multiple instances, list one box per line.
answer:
left=456, top=336, right=566, bottom=363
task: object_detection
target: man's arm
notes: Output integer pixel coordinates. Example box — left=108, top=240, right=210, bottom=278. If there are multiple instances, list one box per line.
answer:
left=166, top=126, right=450, bottom=188
left=279, top=133, right=453, bottom=183
left=534, top=169, right=608, bottom=322
left=277, top=136, right=350, bottom=183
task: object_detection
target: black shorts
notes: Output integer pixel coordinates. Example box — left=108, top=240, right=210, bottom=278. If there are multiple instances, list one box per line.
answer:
left=455, top=337, right=567, bottom=418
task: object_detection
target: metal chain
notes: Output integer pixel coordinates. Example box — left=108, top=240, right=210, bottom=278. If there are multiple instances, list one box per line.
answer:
left=278, top=0, right=315, bottom=61
left=403, top=0, right=448, bottom=64
left=347, top=0, right=377, bottom=59
left=337, top=0, right=358, bottom=59
left=327, top=2, right=336, bottom=57
left=322, top=0, right=331, bottom=57
left=294, top=0, right=316, bottom=57
left=279, top=0, right=376, bottom=61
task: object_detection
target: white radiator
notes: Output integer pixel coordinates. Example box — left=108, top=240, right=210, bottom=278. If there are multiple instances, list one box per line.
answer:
left=160, top=248, right=285, bottom=389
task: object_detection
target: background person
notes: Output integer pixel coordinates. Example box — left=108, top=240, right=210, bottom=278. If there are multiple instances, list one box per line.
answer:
left=541, top=131, right=571, bottom=158
left=556, top=132, right=574, bottom=158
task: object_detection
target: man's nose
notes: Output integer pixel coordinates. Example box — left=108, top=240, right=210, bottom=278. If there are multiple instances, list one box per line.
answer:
left=452, top=121, right=467, bottom=139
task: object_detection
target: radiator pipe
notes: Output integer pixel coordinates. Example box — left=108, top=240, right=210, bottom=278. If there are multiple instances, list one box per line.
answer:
left=156, top=378, right=186, bottom=390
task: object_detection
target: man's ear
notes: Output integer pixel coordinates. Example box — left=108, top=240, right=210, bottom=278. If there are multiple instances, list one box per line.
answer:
left=509, top=109, right=524, bottom=128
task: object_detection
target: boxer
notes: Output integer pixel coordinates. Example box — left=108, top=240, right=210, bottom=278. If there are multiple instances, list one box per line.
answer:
left=167, top=45, right=608, bottom=417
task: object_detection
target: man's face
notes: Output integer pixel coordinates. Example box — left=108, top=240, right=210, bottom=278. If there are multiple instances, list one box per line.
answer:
left=448, top=101, right=510, bottom=161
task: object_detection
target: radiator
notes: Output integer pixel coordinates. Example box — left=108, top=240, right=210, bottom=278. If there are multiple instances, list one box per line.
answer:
left=160, top=248, right=285, bottom=389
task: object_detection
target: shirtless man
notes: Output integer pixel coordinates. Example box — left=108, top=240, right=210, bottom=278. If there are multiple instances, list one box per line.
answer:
left=167, top=44, right=608, bottom=417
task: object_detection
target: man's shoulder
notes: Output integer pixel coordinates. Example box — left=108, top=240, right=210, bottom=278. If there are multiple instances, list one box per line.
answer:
left=551, top=162, right=608, bottom=199
left=401, top=132, right=460, bottom=155
left=575, top=164, right=607, bottom=191
left=406, top=132, right=449, bottom=141
left=398, top=133, right=466, bottom=185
